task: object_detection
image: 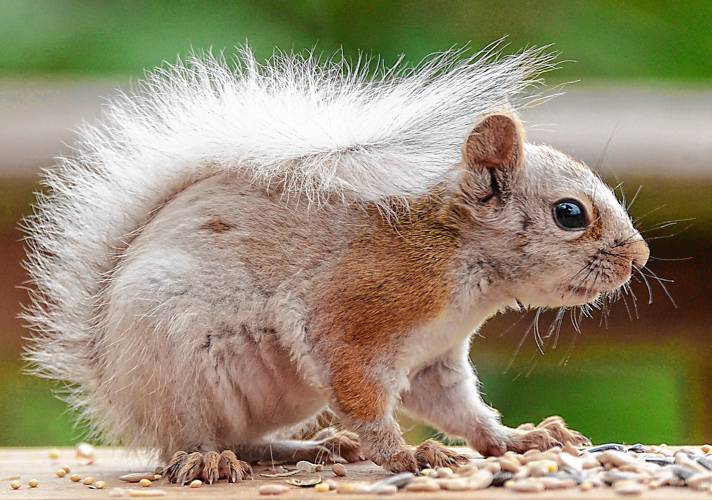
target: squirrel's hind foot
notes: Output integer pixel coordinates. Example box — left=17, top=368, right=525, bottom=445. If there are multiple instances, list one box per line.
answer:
left=317, top=430, right=362, bottom=463
left=165, top=450, right=252, bottom=484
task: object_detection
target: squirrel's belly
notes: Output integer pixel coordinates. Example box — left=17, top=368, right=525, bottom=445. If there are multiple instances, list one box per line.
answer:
left=205, top=332, right=328, bottom=443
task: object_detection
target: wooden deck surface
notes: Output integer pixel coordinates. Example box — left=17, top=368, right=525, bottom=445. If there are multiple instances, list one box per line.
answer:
left=0, top=447, right=709, bottom=499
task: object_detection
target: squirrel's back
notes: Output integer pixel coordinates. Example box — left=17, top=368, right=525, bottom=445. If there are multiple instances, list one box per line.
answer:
left=22, top=43, right=555, bottom=434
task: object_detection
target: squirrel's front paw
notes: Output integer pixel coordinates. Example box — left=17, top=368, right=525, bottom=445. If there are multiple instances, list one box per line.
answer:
left=505, top=427, right=561, bottom=454
left=469, top=433, right=507, bottom=457
left=470, top=415, right=590, bottom=456
left=378, top=448, right=419, bottom=473
left=536, top=415, right=591, bottom=447
left=415, top=439, right=471, bottom=469
left=471, top=425, right=559, bottom=456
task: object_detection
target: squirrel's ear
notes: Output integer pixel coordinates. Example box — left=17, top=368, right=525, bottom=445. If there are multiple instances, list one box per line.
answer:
left=463, top=114, right=525, bottom=171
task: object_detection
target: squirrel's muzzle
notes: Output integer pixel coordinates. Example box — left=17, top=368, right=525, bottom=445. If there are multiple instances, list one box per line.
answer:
left=629, top=238, right=650, bottom=269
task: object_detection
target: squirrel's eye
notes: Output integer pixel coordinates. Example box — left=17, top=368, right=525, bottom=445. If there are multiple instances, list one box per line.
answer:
left=553, top=199, right=589, bottom=231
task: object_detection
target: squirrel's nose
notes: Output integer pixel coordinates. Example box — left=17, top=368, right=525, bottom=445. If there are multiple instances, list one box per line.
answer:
left=629, top=239, right=650, bottom=269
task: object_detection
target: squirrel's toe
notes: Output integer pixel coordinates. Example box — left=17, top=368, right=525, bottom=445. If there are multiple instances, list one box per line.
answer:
left=218, top=450, right=252, bottom=483
left=415, top=439, right=471, bottom=469
left=164, top=449, right=251, bottom=484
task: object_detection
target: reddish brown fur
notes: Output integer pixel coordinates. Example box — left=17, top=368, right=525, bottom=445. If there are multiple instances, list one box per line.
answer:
left=464, top=114, right=524, bottom=170
left=311, top=195, right=460, bottom=420
left=580, top=204, right=604, bottom=241
left=202, top=217, right=234, bottom=233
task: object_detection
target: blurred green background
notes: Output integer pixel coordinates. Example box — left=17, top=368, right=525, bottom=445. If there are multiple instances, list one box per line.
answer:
left=0, top=0, right=710, bottom=448
left=2, top=0, right=712, bottom=81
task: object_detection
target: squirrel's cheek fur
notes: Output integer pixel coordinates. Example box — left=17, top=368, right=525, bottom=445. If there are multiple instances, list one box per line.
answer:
left=22, top=45, right=636, bottom=470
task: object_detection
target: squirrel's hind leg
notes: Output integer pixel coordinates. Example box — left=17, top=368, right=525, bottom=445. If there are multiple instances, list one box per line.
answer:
left=236, top=430, right=361, bottom=465
left=165, top=450, right=252, bottom=485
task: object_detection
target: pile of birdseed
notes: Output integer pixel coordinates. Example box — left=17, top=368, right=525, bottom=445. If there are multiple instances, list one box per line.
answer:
left=257, top=443, right=712, bottom=496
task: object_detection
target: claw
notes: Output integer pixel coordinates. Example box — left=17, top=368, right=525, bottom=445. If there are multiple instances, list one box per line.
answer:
left=474, top=416, right=589, bottom=457
left=537, top=416, right=591, bottom=446
left=381, top=449, right=419, bottom=473
left=176, top=452, right=203, bottom=485
left=164, top=449, right=251, bottom=484
left=415, top=439, right=470, bottom=469
left=508, top=428, right=562, bottom=454
left=164, top=451, right=188, bottom=483
left=218, top=450, right=252, bottom=483
left=201, top=451, right=220, bottom=484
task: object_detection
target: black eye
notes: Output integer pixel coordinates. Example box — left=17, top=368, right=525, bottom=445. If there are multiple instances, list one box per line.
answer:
left=553, top=199, right=589, bottom=230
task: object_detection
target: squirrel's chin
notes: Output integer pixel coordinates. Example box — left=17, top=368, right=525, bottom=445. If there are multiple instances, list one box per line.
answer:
left=559, top=286, right=603, bottom=307
left=514, top=287, right=602, bottom=309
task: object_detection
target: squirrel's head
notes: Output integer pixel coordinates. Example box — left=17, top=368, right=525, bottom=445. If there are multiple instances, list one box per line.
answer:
left=453, top=114, right=649, bottom=308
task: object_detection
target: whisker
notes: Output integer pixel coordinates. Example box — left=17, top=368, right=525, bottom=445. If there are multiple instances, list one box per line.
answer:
left=559, top=327, right=580, bottom=367
left=525, top=352, right=539, bottom=378
left=638, top=218, right=694, bottom=235
left=570, top=259, right=599, bottom=289
left=624, top=282, right=640, bottom=319
left=643, top=224, right=693, bottom=242
left=633, top=266, right=654, bottom=305
left=577, top=306, right=587, bottom=326
left=505, top=312, right=538, bottom=374
left=626, top=185, right=643, bottom=211
left=640, top=217, right=695, bottom=231
left=648, top=255, right=693, bottom=262
left=611, top=232, right=645, bottom=248
left=619, top=285, right=634, bottom=320
left=569, top=307, right=581, bottom=334
left=628, top=284, right=640, bottom=319
left=614, top=222, right=690, bottom=249
left=599, top=293, right=613, bottom=328
left=617, top=182, right=627, bottom=208
left=514, top=341, right=542, bottom=381
left=637, top=269, right=674, bottom=283
left=638, top=222, right=679, bottom=234
left=642, top=266, right=678, bottom=308
left=596, top=127, right=620, bottom=184
left=498, top=309, right=529, bottom=337
left=552, top=309, right=566, bottom=349
left=542, top=308, right=564, bottom=340
left=600, top=249, right=628, bottom=258
left=632, top=204, right=666, bottom=227
left=533, top=308, right=544, bottom=355
left=598, top=301, right=606, bottom=327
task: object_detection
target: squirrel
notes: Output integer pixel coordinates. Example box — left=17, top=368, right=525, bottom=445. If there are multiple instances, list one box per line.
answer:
left=22, top=45, right=649, bottom=482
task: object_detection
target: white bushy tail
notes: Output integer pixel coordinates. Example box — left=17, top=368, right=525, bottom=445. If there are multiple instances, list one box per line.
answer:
left=22, top=42, right=556, bottom=433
